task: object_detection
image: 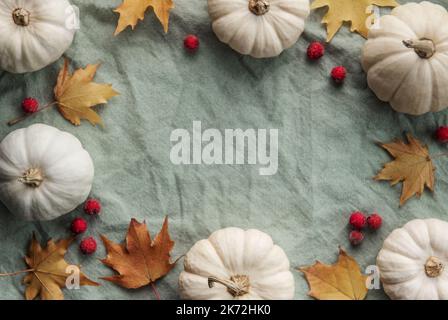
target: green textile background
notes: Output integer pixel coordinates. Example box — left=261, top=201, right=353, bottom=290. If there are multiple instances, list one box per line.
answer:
left=1, top=0, right=448, bottom=300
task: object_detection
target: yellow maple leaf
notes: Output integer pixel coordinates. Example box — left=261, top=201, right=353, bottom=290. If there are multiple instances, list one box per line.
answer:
left=311, top=0, right=399, bottom=41
left=374, top=134, right=435, bottom=206
left=300, top=248, right=368, bottom=300
left=0, top=234, right=100, bottom=300
left=114, top=0, right=174, bottom=35
left=54, top=59, right=119, bottom=126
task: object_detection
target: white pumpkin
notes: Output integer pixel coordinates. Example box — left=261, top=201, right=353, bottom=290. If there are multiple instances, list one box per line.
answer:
left=362, top=1, right=448, bottom=115
left=0, top=0, right=76, bottom=73
left=377, top=219, right=448, bottom=300
left=0, top=124, right=94, bottom=221
left=208, top=0, right=310, bottom=58
left=179, top=227, right=295, bottom=299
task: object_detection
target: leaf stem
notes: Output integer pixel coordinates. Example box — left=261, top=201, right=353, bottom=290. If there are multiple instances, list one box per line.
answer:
left=0, top=268, right=34, bottom=277
left=150, top=282, right=161, bottom=300
left=7, top=101, right=58, bottom=126
left=431, top=152, right=448, bottom=159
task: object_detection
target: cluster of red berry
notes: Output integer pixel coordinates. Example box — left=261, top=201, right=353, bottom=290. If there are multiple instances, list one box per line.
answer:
left=70, top=199, right=102, bottom=255
left=348, top=211, right=382, bottom=246
left=181, top=36, right=347, bottom=86
left=307, top=41, right=346, bottom=84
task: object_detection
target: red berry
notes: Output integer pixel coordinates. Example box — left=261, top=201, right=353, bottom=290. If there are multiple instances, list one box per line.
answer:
left=80, top=237, right=97, bottom=255
left=21, top=97, right=39, bottom=114
left=84, top=199, right=101, bottom=215
left=331, top=66, right=346, bottom=83
left=71, top=217, right=87, bottom=234
left=184, top=35, right=199, bottom=52
left=367, top=213, right=382, bottom=230
left=349, top=230, right=364, bottom=246
left=349, top=211, right=367, bottom=229
left=307, top=41, right=325, bottom=60
left=435, top=126, right=448, bottom=143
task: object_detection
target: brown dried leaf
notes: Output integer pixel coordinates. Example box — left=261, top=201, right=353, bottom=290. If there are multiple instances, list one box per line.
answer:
left=299, top=248, right=368, bottom=300
left=54, top=59, right=119, bottom=126
left=374, top=134, right=435, bottom=206
left=100, top=217, right=175, bottom=289
left=311, top=0, right=399, bottom=41
left=114, top=0, right=174, bottom=35
left=23, top=234, right=99, bottom=300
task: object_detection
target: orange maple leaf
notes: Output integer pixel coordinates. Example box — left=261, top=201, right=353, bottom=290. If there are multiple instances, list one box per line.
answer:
left=100, top=217, right=175, bottom=289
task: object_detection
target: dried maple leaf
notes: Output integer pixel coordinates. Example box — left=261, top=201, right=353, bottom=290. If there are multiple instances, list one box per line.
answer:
left=374, top=134, right=435, bottom=206
left=54, top=58, right=119, bottom=126
left=311, top=0, right=399, bottom=41
left=100, top=217, right=175, bottom=290
left=114, top=0, right=174, bottom=35
left=23, top=234, right=99, bottom=300
left=299, top=248, right=368, bottom=300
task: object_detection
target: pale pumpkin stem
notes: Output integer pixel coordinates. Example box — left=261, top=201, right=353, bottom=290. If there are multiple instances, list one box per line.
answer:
left=208, top=275, right=250, bottom=297
left=248, top=0, right=270, bottom=15
left=425, top=256, right=444, bottom=278
left=12, top=8, right=30, bottom=26
left=19, top=168, right=44, bottom=188
left=403, top=39, right=435, bottom=59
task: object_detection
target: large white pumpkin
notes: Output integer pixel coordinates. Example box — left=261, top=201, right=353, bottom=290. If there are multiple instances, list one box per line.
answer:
left=208, top=0, right=310, bottom=58
left=0, top=0, right=76, bottom=73
left=377, top=219, right=448, bottom=300
left=362, top=1, right=448, bottom=115
left=179, top=227, right=295, bottom=299
left=0, top=124, right=94, bottom=221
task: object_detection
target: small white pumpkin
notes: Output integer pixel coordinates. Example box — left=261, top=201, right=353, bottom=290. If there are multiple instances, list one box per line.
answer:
left=0, top=0, right=76, bottom=73
left=377, top=219, right=448, bottom=300
left=0, top=124, right=94, bottom=221
left=179, top=227, right=294, bottom=299
left=208, top=0, right=310, bottom=58
left=362, top=1, right=448, bottom=115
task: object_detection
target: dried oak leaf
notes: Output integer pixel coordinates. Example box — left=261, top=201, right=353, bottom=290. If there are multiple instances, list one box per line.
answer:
left=100, top=217, right=175, bottom=289
left=54, top=58, right=119, bottom=126
left=23, top=234, right=99, bottom=300
left=374, top=134, right=435, bottom=206
left=114, top=0, right=174, bottom=35
left=311, top=0, right=399, bottom=41
left=299, top=248, right=368, bottom=300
